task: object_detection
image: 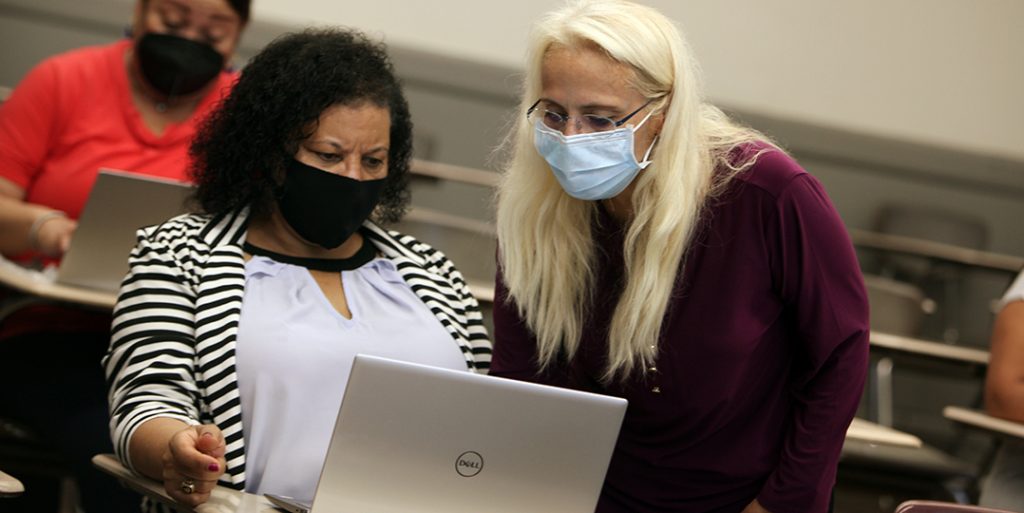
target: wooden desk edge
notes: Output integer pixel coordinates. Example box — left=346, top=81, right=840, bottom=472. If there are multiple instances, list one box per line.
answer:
left=92, top=455, right=185, bottom=510
left=849, top=228, right=1024, bottom=272
left=870, top=331, right=989, bottom=366
left=93, top=454, right=277, bottom=513
left=942, top=406, right=1024, bottom=440
left=0, top=266, right=116, bottom=310
left=0, top=469, right=25, bottom=497
left=467, top=280, right=494, bottom=304
left=846, top=418, right=924, bottom=448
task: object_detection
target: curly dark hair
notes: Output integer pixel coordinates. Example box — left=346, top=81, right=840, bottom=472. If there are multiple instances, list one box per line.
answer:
left=189, top=28, right=413, bottom=224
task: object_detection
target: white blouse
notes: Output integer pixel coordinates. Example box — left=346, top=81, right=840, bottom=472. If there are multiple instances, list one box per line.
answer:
left=234, top=255, right=467, bottom=501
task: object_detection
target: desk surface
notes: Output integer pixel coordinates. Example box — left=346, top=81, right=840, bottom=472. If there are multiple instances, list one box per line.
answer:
left=92, top=455, right=275, bottom=513
left=846, top=417, right=923, bottom=448
left=943, top=406, right=1024, bottom=440
left=0, top=256, right=117, bottom=310
left=411, top=159, right=499, bottom=188
left=0, top=469, right=24, bottom=497
left=850, top=228, right=1024, bottom=273
left=870, top=330, right=990, bottom=366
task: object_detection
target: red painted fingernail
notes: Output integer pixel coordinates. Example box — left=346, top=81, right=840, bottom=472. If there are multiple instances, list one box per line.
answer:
left=208, top=463, right=219, bottom=472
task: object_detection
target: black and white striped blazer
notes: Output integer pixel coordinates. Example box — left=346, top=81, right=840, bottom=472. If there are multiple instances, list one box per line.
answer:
left=103, top=208, right=492, bottom=490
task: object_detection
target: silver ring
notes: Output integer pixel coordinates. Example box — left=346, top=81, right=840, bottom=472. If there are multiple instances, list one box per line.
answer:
left=180, top=478, right=196, bottom=495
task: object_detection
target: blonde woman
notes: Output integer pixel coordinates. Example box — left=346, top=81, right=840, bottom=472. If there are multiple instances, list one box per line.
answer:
left=491, top=1, right=869, bottom=512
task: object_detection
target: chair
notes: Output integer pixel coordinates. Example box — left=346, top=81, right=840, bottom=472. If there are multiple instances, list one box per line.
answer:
left=840, top=438, right=979, bottom=505
left=841, top=276, right=986, bottom=507
left=876, top=206, right=988, bottom=275
left=0, top=417, right=77, bottom=511
left=0, top=285, right=78, bottom=512
left=875, top=205, right=988, bottom=343
left=896, top=500, right=1020, bottom=512
left=865, top=274, right=935, bottom=338
left=862, top=274, right=935, bottom=426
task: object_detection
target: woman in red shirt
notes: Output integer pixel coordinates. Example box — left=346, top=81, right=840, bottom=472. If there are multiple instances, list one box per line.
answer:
left=0, top=1, right=249, bottom=511
left=0, top=0, right=247, bottom=261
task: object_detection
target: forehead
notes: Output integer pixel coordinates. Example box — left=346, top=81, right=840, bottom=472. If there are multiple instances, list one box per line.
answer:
left=539, top=44, right=637, bottom=102
left=145, top=0, right=240, bottom=22
left=309, top=103, right=391, bottom=142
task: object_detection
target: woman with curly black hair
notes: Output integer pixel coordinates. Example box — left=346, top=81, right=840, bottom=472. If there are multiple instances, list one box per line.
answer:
left=103, top=28, right=492, bottom=509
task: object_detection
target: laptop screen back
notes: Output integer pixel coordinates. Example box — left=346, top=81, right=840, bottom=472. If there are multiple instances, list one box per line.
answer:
left=309, top=355, right=627, bottom=513
left=57, top=169, right=192, bottom=291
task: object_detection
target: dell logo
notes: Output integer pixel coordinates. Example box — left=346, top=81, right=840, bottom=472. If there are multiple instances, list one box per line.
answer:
left=455, top=451, right=484, bottom=477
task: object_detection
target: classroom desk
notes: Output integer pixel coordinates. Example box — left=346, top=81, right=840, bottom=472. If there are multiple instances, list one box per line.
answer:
left=943, top=406, right=1024, bottom=440
left=411, top=159, right=499, bottom=188
left=847, top=417, right=923, bottom=448
left=92, top=454, right=275, bottom=513
left=0, top=256, right=116, bottom=312
left=0, top=469, right=24, bottom=498
left=864, top=331, right=989, bottom=428
left=93, top=418, right=922, bottom=512
left=869, top=330, right=990, bottom=366
left=849, top=228, right=1024, bottom=274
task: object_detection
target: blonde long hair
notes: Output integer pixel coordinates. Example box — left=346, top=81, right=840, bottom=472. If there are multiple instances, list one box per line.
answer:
left=496, top=0, right=776, bottom=382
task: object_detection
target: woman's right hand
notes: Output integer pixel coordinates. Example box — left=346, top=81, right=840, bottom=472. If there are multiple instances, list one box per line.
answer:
left=161, top=424, right=227, bottom=507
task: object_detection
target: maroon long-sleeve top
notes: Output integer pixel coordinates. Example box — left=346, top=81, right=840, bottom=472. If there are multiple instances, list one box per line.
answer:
left=490, top=147, right=870, bottom=513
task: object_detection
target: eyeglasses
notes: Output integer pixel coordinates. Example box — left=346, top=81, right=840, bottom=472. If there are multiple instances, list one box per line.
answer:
left=526, top=98, right=653, bottom=134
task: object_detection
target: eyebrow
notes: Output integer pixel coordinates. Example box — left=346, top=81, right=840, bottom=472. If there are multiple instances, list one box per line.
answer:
left=311, top=141, right=389, bottom=154
left=580, top=102, right=622, bottom=113
left=161, top=0, right=239, bottom=24
left=161, top=0, right=190, bottom=11
left=209, top=14, right=238, bottom=24
left=539, top=98, right=622, bottom=113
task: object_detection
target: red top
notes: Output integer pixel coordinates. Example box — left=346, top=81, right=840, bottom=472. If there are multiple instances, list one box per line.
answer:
left=0, top=39, right=234, bottom=221
left=491, top=147, right=870, bottom=513
left=0, top=40, right=235, bottom=337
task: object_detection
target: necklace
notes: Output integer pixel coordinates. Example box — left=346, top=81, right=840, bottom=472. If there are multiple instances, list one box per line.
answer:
left=243, top=231, right=377, bottom=272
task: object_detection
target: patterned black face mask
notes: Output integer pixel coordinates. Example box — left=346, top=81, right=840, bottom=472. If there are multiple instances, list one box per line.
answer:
left=276, top=157, right=385, bottom=249
left=136, top=33, right=224, bottom=96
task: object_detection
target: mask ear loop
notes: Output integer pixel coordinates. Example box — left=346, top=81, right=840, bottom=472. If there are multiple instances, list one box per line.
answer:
left=638, top=135, right=659, bottom=170
left=630, top=108, right=657, bottom=131
left=632, top=101, right=663, bottom=169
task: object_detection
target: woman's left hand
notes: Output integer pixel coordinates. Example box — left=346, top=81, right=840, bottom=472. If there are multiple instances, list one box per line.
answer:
left=741, top=499, right=773, bottom=513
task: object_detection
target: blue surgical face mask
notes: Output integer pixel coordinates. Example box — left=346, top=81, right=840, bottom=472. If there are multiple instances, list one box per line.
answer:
left=533, top=111, right=657, bottom=201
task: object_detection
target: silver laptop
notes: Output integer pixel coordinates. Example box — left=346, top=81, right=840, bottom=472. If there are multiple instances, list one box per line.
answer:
left=56, top=169, right=192, bottom=291
left=266, top=354, right=627, bottom=513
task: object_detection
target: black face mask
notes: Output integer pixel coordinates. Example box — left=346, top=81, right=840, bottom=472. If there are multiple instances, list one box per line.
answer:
left=277, top=157, right=385, bottom=250
left=136, top=33, right=224, bottom=97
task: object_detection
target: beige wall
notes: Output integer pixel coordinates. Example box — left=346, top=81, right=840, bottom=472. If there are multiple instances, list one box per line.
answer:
left=5, top=0, right=1018, bottom=252
left=1, top=0, right=1021, bottom=341
left=250, top=0, right=1024, bottom=161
